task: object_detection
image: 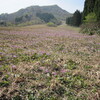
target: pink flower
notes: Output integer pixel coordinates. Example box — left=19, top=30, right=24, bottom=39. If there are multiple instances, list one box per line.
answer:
left=12, top=65, right=16, bottom=68
left=0, top=65, right=2, bottom=67
left=39, top=51, right=46, bottom=55
left=60, top=69, right=67, bottom=73
left=52, top=72, right=57, bottom=76
left=13, top=55, right=17, bottom=57
left=45, top=69, right=49, bottom=73
left=39, top=67, right=45, bottom=71
left=12, top=65, right=17, bottom=70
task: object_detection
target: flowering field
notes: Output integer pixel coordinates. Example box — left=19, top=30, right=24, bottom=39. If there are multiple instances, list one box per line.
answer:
left=0, top=25, right=100, bottom=100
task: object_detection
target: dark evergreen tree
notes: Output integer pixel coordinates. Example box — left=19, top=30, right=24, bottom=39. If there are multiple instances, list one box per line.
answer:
left=94, top=0, right=100, bottom=21
left=82, top=0, right=100, bottom=22
left=15, top=16, right=23, bottom=23
left=66, top=10, right=82, bottom=27
left=81, top=0, right=100, bottom=35
left=36, top=13, right=55, bottom=23
left=82, top=0, right=96, bottom=20
left=73, top=10, right=82, bottom=26
left=0, top=20, right=7, bottom=26
left=66, top=17, right=73, bottom=26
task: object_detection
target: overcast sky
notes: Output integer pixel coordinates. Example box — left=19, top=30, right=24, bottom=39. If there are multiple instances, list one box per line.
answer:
left=0, top=0, right=85, bottom=14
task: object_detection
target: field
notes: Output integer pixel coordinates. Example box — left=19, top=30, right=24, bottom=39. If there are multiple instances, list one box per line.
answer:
left=0, top=25, right=100, bottom=100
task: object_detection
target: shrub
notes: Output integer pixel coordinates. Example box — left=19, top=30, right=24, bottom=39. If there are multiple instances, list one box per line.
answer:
left=81, top=12, right=100, bottom=35
left=84, top=13, right=97, bottom=23
left=47, top=22, right=57, bottom=27
left=17, top=19, right=44, bottom=26
left=80, top=22, right=100, bottom=35
left=50, top=18, right=62, bottom=25
left=0, top=21, right=7, bottom=26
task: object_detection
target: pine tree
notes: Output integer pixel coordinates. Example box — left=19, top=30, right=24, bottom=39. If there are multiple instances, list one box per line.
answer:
left=82, top=0, right=96, bottom=20
left=73, top=10, right=82, bottom=26
left=94, top=0, right=100, bottom=21
left=66, top=17, right=73, bottom=25
left=66, top=10, right=82, bottom=27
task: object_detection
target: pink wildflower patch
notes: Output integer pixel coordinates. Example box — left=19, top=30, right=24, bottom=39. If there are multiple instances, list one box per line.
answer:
left=0, top=65, right=2, bottom=67
left=12, top=65, right=17, bottom=69
left=39, top=67, right=45, bottom=71
left=60, top=69, right=67, bottom=73
left=52, top=72, right=57, bottom=76
left=13, top=55, right=17, bottom=58
left=45, top=69, right=49, bottom=73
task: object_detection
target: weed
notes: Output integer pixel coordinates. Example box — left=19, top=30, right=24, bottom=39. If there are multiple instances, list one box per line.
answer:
left=0, top=81, right=10, bottom=87
left=84, top=65, right=93, bottom=70
left=67, top=60, right=77, bottom=70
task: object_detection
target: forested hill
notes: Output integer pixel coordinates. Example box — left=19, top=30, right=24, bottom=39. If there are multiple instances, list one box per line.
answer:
left=82, top=0, right=100, bottom=35
left=83, top=0, right=100, bottom=21
left=0, top=5, right=71, bottom=23
left=66, top=0, right=100, bottom=35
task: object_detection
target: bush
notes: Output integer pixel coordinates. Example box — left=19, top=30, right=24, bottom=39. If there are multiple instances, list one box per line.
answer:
left=47, top=22, right=57, bottom=27
left=80, top=22, right=100, bottom=35
left=50, top=18, right=62, bottom=25
left=81, top=12, right=100, bottom=35
left=17, top=19, right=44, bottom=26
left=83, top=13, right=97, bottom=23
left=0, top=21, right=7, bottom=26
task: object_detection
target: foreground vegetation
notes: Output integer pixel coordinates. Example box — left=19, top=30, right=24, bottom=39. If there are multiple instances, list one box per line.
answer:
left=0, top=25, right=100, bottom=100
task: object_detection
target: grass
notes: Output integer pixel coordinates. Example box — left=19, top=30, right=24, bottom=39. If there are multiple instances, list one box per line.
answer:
left=0, top=24, right=100, bottom=100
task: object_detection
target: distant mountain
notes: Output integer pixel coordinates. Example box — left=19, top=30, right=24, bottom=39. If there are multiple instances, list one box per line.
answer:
left=40, top=5, right=72, bottom=20
left=0, top=5, right=72, bottom=25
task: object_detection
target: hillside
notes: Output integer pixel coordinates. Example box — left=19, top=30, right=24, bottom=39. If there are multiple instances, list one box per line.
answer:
left=0, top=5, right=72, bottom=24
left=81, top=0, right=100, bottom=35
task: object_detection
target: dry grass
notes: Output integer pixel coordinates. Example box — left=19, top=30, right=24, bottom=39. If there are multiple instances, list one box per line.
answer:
left=0, top=25, right=100, bottom=100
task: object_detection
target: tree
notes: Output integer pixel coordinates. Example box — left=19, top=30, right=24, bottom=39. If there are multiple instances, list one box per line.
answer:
left=81, top=0, right=100, bottom=35
left=83, top=0, right=100, bottom=21
left=73, top=10, right=82, bottom=26
left=66, top=17, right=73, bottom=26
left=94, top=0, right=100, bottom=21
left=66, top=10, right=82, bottom=27
left=0, top=20, right=7, bottom=26
left=84, top=12, right=97, bottom=23
left=82, top=0, right=96, bottom=20
left=15, top=16, right=23, bottom=23
left=36, top=13, right=55, bottom=23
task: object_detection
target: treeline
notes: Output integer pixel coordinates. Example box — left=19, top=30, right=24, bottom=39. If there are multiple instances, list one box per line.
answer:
left=66, top=10, right=82, bottom=27
left=83, top=0, right=100, bottom=21
left=36, top=13, right=62, bottom=26
left=66, top=0, right=100, bottom=35
left=15, top=13, right=56, bottom=24
left=15, top=14, right=32, bottom=23
left=0, top=12, right=62, bottom=26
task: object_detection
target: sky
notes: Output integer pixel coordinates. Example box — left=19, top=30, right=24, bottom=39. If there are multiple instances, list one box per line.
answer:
left=0, top=0, right=85, bottom=14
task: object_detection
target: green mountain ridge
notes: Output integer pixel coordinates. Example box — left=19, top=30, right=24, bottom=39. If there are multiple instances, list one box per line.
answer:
left=0, top=5, right=72, bottom=24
